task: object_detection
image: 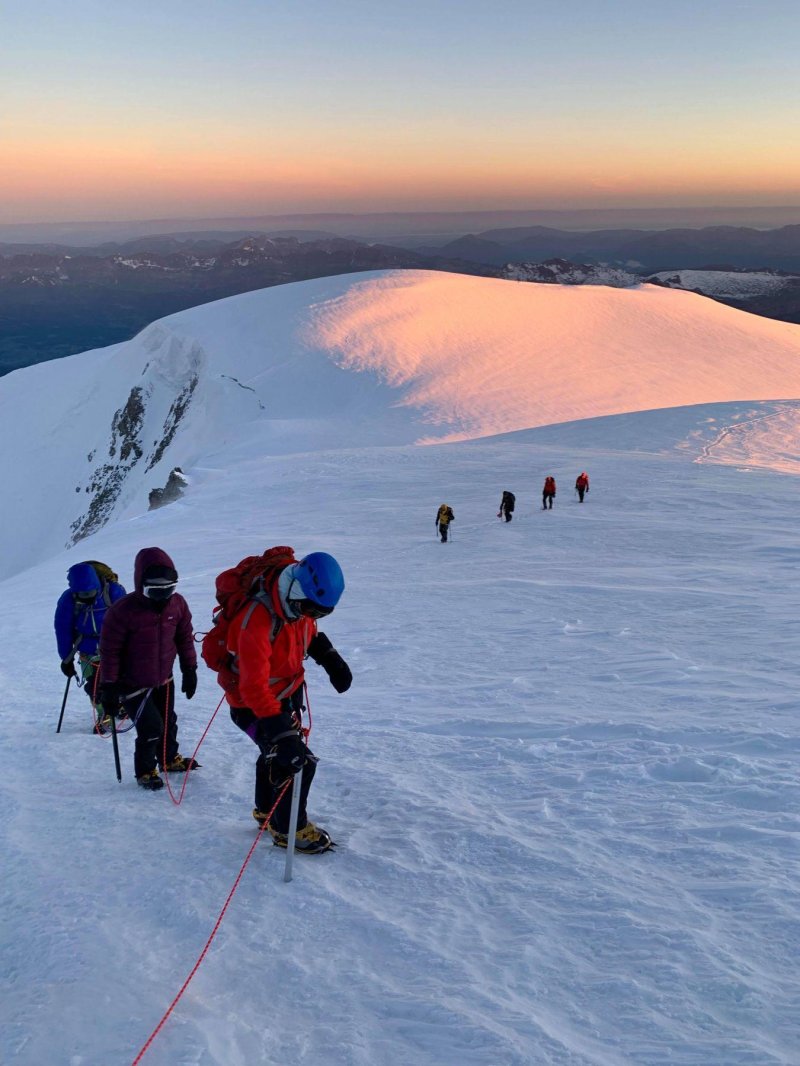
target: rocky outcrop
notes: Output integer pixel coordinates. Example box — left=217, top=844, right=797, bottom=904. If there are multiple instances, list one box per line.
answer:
left=148, top=467, right=188, bottom=510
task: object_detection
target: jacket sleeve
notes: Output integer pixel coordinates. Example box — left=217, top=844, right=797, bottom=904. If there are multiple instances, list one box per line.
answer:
left=54, top=592, right=75, bottom=660
left=175, top=598, right=197, bottom=671
left=236, top=606, right=282, bottom=718
left=98, top=602, right=126, bottom=683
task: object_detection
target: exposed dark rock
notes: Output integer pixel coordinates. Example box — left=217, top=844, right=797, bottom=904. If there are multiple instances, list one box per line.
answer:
left=149, top=467, right=188, bottom=510
left=146, top=375, right=197, bottom=471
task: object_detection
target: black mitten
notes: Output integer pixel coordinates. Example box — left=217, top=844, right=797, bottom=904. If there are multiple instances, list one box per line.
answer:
left=307, top=633, right=353, bottom=693
left=322, top=650, right=352, bottom=693
left=256, top=712, right=308, bottom=772
left=100, top=682, right=124, bottom=717
left=60, top=659, right=76, bottom=678
left=181, top=666, right=198, bottom=700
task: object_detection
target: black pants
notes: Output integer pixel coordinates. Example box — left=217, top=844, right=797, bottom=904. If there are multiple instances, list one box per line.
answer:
left=126, top=682, right=178, bottom=777
left=438, top=522, right=449, bottom=542
left=502, top=509, right=513, bottom=522
left=230, top=692, right=316, bottom=833
left=577, top=487, right=585, bottom=502
left=543, top=493, right=554, bottom=509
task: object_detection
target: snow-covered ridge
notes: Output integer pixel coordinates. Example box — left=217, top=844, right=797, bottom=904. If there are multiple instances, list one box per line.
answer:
left=502, top=257, right=640, bottom=287
left=3, top=268, right=800, bottom=578
left=649, top=268, right=799, bottom=299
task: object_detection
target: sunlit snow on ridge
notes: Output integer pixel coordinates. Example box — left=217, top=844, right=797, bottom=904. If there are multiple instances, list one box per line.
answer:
left=2, top=268, right=800, bottom=578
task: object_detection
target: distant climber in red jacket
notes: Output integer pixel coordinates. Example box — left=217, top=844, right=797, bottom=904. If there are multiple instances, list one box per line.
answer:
left=575, top=471, right=590, bottom=502
left=542, top=476, right=556, bottom=510
left=99, top=547, right=198, bottom=791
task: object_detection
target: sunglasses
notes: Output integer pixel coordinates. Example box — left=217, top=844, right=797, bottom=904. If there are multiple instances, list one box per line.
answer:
left=143, top=582, right=177, bottom=601
left=288, top=597, right=333, bottom=620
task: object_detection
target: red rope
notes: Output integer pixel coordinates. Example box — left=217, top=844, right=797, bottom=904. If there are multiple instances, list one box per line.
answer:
left=163, top=688, right=225, bottom=806
left=130, top=778, right=292, bottom=1065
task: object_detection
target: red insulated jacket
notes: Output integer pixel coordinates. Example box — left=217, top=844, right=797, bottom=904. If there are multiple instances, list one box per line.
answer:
left=99, top=547, right=196, bottom=688
left=220, top=571, right=316, bottom=719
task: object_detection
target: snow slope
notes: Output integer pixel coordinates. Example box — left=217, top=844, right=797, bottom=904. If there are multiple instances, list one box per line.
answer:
left=2, top=269, right=800, bottom=578
left=1, top=271, right=800, bottom=1065
left=2, top=414, right=799, bottom=1066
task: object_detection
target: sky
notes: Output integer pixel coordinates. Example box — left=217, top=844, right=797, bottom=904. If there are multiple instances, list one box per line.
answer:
left=2, top=0, right=800, bottom=224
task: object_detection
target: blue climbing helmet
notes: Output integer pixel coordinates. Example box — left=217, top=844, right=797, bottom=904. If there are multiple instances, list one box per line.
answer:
left=285, top=552, right=345, bottom=619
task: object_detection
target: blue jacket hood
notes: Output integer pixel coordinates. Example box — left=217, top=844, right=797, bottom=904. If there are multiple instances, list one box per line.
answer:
left=67, top=563, right=102, bottom=595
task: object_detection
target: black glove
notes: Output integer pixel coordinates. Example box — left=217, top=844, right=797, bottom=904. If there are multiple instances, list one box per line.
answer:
left=307, top=633, right=352, bottom=693
left=321, top=650, right=352, bottom=693
left=256, top=713, right=309, bottom=774
left=60, top=659, right=76, bottom=678
left=100, top=682, right=124, bottom=717
left=181, top=667, right=197, bottom=700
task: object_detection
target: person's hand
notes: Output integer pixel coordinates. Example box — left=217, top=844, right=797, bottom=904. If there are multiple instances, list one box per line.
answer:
left=100, top=682, right=124, bottom=717
left=181, top=667, right=198, bottom=700
left=307, top=633, right=352, bottom=693
left=60, top=659, right=76, bottom=678
left=321, top=650, right=352, bottom=693
left=256, top=713, right=309, bottom=773
left=272, top=731, right=309, bottom=773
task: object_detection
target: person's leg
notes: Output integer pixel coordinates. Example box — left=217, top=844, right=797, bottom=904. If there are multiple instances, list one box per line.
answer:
left=133, top=693, right=163, bottom=778
left=268, top=756, right=317, bottom=833
left=230, top=707, right=271, bottom=813
left=155, top=682, right=178, bottom=767
left=441, top=524, right=448, bottom=542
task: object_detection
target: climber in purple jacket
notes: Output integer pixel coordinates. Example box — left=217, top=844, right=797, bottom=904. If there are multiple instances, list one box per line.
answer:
left=100, top=547, right=198, bottom=791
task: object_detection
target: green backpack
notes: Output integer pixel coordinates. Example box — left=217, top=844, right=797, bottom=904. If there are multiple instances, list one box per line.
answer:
left=81, top=560, right=118, bottom=607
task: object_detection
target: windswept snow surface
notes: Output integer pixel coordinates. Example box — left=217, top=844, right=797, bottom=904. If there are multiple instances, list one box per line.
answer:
left=2, top=408, right=800, bottom=1065
left=2, top=269, right=800, bottom=577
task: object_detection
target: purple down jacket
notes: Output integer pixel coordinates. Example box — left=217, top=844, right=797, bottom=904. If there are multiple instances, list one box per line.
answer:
left=99, top=547, right=196, bottom=688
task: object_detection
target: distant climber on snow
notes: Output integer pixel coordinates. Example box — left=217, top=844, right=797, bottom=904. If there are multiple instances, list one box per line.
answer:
left=436, top=503, right=455, bottom=542
left=99, top=547, right=198, bottom=791
left=54, top=561, right=126, bottom=733
left=542, top=476, right=556, bottom=510
left=575, top=471, right=590, bottom=502
left=202, top=547, right=352, bottom=854
left=498, top=490, right=516, bottom=522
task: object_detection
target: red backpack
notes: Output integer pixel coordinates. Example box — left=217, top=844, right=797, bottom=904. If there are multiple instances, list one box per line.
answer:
left=200, top=546, right=296, bottom=673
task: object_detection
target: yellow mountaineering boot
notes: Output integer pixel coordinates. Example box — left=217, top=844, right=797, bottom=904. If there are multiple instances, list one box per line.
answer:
left=137, top=769, right=164, bottom=791
left=268, top=821, right=333, bottom=854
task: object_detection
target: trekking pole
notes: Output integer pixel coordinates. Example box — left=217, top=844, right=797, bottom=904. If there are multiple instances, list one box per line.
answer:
left=110, top=712, right=122, bottom=783
left=56, top=676, right=71, bottom=733
left=283, top=768, right=304, bottom=883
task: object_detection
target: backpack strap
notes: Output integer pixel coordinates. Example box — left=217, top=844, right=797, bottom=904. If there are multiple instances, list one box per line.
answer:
left=232, top=578, right=310, bottom=701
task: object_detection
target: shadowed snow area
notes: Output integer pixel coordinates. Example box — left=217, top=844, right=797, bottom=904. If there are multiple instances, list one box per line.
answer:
left=1, top=271, right=799, bottom=1064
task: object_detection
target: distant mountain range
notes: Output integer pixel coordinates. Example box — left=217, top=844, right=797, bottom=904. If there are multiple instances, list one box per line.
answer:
left=0, top=235, right=496, bottom=375
left=422, top=224, right=800, bottom=272
left=4, top=225, right=800, bottom=376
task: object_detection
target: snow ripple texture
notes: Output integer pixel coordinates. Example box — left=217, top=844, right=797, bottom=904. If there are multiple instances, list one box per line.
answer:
left=1, top=427, right=798, bottom=1065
